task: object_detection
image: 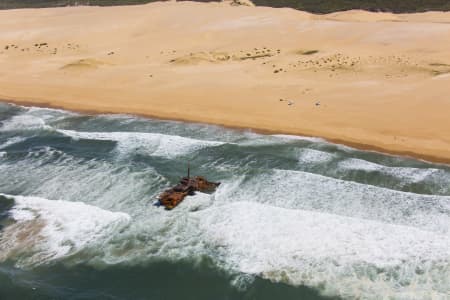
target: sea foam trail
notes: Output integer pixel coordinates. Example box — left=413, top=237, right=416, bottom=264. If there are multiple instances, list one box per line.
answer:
left=339, top=158, right=446, bottom=184
left=197, top=202, right=450, bottom=300
left=0, top=104, right=75, bottom=131
left=0, top=194, right=130, bottom=268
left=0, top=105, right=74, bottom=134
left=271, top=134, right=325, bottom=143
left=0, top=114, right=50, bottom=132
left=216, top=169, right=450, bottom=234
left=58, top=129, right=225, bottom=158
left=0, top=137, right=27, bottom=150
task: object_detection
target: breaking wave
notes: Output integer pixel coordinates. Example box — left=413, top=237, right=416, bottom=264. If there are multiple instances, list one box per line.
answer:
left=339, top=158, right=443, bottom=183
left=58, top=129, right=225, bottom=159
left=2, top=191, right=448, bottom=299
left=197, top=202, right=450, bottom=299
left=0, top=114, right=51, bottom=132
left=0, top=194, right=130, bottom=268
left=215, top=169, right=450, bottom=234
left=0, top=136, right=27, bottom=149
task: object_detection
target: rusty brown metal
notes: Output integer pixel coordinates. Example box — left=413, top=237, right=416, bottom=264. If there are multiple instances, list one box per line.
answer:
left=157, top=176, right=220, bottom=210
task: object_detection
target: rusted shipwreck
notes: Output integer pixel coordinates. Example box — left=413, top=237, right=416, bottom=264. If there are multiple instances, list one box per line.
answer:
left=157, top=167, right=220, bottom=210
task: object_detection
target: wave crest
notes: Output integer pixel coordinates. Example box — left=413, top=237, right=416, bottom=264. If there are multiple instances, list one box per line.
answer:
left=0, top=194, right=130, bottom=268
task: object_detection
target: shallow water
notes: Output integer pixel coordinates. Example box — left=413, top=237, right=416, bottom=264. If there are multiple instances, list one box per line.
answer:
left=0, top=102, right=449, bottom=300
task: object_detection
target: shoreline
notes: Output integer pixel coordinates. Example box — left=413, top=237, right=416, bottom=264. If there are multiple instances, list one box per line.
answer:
left=1, top=2, right=449, bottom=166
left=3, top=98, right=450, bottom=165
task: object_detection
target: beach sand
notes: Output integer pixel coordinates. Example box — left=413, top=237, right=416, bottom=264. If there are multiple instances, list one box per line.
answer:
left=0, top=2, right=449, bottom=163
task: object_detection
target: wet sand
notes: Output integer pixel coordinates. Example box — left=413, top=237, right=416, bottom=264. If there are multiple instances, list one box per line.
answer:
left=0, top=2, right=449, bottom=163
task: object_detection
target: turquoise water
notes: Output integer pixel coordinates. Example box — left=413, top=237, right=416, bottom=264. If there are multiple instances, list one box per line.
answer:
left=0, top=102, right=449, bottom=299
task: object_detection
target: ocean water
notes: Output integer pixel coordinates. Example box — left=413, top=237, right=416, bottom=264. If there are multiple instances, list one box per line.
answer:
left=0, top=102, right=449, bottom=300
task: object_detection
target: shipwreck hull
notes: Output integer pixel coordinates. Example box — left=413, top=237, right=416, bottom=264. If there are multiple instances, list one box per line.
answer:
left=157, top=176, right=220, bottom=210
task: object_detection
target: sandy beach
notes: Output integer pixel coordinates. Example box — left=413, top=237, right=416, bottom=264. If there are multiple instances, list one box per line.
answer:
left=0, top=1, right=449, bottom=163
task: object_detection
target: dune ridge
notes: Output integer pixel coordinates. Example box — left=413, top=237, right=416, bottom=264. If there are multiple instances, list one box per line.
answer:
left=0, top=2, right=450, bottom=163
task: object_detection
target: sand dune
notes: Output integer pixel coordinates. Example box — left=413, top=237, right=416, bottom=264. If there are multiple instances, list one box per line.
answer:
left=323, top=10, right=401, bottom=22
left=323, top=10, right=450, bottom=23
left=0, top=1, right=449, bottom=163
left=61, top=58, right=110, bottom=71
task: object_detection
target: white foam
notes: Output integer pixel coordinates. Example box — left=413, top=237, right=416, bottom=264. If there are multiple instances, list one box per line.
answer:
left=3, top=191, right=447, bottom=299
left=340, top=157, right=381, bottom=171
left=0, top=151, right=6, bottom=158
left=0, top=194, right=130, bottom=267
left=271, top=134, right=325, bottom=143
left=25, top=146, right=64, bottom=160
left=339, top=158, right=443, bottom=183
left=196, top=202, right=450, bottom=299
left=0, top=137, right=27, bottom=149
left=27, top=106, right=74, bottom=115
left=238, top=134, right=325, bottom=147
left=26, top=106, right=75, bottom=121
left=0, top=174, right=448, bottom=299
left=272, top=133, right=355, bottom=154
left=215, top=169, right=450, bottom=234
left=58, top=129, right=224, bottom=158
left=230, top=273, right=256, bottom=292
left=176, top=192, right=213, bottom=212
left=0, top=106, right=74, bottom=133
left=297, top=148, right=336, bottom=164
left=0, top=114, right=50, bottom=131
